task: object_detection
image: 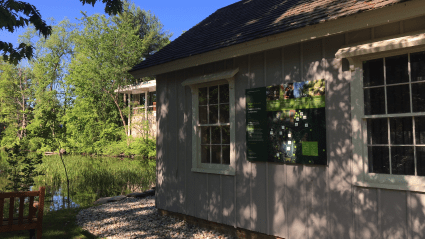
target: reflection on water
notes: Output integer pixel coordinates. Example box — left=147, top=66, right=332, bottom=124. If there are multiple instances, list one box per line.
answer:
left=30, top=186, right=79, bottom=211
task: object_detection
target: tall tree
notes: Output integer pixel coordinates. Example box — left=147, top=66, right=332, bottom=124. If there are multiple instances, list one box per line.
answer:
left=24, top=19, right=77, bottom=152
left=0, top=60, right=33, bottom=146
left=0, top=0, right=123, bottom=64
left=67, top=2, right=171, bottom=136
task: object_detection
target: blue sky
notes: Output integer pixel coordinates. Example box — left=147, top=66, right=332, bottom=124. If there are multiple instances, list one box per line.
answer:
left=1, top=0, right=240, bottom=46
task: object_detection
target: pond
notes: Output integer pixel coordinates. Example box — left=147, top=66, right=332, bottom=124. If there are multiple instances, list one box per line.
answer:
left=0, top=152, right=156, bottom=212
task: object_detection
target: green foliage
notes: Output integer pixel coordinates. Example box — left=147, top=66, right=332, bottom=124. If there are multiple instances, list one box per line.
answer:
left=4, top=142, right=43, bottom=191
left=1, top=1, right=165, bottom=156
left=103, top=136, right=156, bottom=157
left=0, top=60, right=33, bottom=146
left=0, top=0, right=123, bottom=64
left=24, top=19, right=77, bottom=151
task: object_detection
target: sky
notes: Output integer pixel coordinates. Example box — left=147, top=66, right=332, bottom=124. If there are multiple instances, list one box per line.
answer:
left=1, top=0, right=241, bottom=47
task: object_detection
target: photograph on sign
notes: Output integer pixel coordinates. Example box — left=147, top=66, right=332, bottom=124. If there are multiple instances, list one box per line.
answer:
left=246, top=79, right=327, bottom=165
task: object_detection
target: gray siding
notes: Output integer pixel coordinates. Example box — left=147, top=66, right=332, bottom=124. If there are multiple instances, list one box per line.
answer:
left=155, top=17, right=425, bottom=239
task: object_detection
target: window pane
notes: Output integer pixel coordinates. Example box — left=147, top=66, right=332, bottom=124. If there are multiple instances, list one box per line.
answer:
left=222, top=145, right=230, bottom=165
left=201, top=145, right=210, bottom=163
left=211, top=126, right=221, bottom=144
left=222, top=126, right=230, bottom=144
left=390, top=117, right=413, bottom=145
left=367, top=118, right=388, bottom=145
left=149, top=92, right=156, bottom=106
left=211, top=145, right=221, bottom=164
left=199, top=87, right=208, bottom=105
left=368, top=146, right=390, bottom=174
left=209, top=86, right=219, bottom=104
left=219, top=104, right=230, bottom=123
left=417, top=147, right=425, bottom=176
left=387, top=84, right=410, bottom=114
left=363, top=58, right=384, bottom=87
left=416, top=117, right=425, bottom=144
left=201, top=126, right=210, bottom=144
left=139, top=93, right=146, bottom=105
left=209, top=105, right=218, bottom=124
left=199, top=106, right=208, bottom=124
left=364, top=87, right=385, bottom=115
left=412, top=82, right=425, bottom=112
left=391, top=146, right=415, bottom=175
left=386, top=54, right=409, bottom=84
left=220, top=84, right=229, bottom=103
left=411, top=51, right=425, bottom=82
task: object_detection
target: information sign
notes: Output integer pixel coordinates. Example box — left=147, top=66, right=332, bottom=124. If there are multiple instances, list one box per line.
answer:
left=246, top=79, right=327, bottom=165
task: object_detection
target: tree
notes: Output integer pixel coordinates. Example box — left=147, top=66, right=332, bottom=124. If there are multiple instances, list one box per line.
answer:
left=4, top=142, right=43, bottom=192
left=0, top=60, right=33, bottom=146
left=0, top=0, right=123, bottom=64
left=67, top=2, right=171, bottom=137
left=23, top=19, right=77, bottom=152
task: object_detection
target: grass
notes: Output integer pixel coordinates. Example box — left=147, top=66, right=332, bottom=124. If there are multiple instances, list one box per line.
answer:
left=0, top=205, right=100, bottom=239
left=35, top=154, right=156, bottom=200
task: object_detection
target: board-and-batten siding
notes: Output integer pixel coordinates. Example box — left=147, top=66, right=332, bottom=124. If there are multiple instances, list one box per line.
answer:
left=155, top=21, right=425, bottom=239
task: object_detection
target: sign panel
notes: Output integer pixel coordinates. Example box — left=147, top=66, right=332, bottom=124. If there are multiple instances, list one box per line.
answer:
left=246, top=79, right=327, bottom=165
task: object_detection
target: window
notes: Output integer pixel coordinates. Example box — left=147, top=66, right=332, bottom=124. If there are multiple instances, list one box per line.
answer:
left=182, top=68, right=238, bottom=175
left=335, top=32, right=425, bottom=191
left=363, top=52, right=425, bottom=177
left=199, top=84, right=231, bottom=165
left=148, top=92, right=156, bottom=107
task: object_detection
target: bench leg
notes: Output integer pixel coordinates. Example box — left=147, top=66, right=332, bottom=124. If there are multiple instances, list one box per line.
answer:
left=29, top=229, right=35, bottom=239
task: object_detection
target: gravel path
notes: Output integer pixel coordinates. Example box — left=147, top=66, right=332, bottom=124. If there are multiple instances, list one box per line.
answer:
left=76, top=196, right=234, bottom=239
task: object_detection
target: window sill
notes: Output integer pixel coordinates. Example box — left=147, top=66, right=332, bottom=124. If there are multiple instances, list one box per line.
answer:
left=353, top=177, right=425, bottom=193
left=191, top=167, right=235, bottom=176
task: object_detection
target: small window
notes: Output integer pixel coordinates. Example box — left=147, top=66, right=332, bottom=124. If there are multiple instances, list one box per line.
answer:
left=198, top=84, right=230, bottom=165
left=183, top=68, right=238, bottom=175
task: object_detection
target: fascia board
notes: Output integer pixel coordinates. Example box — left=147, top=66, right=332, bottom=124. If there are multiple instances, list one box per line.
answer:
left=129, top=0, right=425, bottom=79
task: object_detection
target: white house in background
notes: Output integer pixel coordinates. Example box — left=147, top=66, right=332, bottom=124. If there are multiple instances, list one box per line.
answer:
left=115, top=80, right=157, bottom=137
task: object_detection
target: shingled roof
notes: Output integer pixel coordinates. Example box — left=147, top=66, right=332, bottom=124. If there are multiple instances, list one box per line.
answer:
left=130, top=0, right=410, bottom=73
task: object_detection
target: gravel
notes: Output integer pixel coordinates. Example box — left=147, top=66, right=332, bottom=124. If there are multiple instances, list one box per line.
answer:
left=76, top=196, right=234, bottom=239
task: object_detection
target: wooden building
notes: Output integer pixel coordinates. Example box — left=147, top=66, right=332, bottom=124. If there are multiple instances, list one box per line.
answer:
left=115, top=80, right=157, bottom=137
left=129, top=0, right=425, bottom=238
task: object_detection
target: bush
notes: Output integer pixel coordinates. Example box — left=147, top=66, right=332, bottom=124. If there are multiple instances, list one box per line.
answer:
left=103, top=136, right=156, bottom=158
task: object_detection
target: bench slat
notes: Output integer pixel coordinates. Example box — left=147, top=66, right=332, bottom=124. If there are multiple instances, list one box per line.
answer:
left=0, top=191, right=40, bottom=198
left=19, top=196, right=24, bottom=225
left=8, top=197, right=13, bottom=226
left=28, top=196, right=34, bottom=223
left=2, top=217, right=38, bottom=224
left=0, top=198, right=3, bottom=223
left=0, top=222, right=38, bottom=232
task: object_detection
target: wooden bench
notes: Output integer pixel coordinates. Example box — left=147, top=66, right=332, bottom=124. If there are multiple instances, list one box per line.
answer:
left=0, top=186, right=45, bottom=239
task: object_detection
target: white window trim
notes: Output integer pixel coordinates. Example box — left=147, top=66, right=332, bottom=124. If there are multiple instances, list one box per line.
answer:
left=337, top=33, right=425, bottom=192
left=182, top=69, right=238, bottom=175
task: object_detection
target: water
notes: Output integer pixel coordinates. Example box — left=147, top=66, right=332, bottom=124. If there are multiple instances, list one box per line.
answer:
left=1, top=154, right=155, bottom=213
left=30, top=186, right=80, bottom=211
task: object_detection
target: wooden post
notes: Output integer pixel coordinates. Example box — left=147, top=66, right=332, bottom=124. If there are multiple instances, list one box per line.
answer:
left=145, top=91, right=149, bottom=120
left=127, top=93, right=131, bottom=136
